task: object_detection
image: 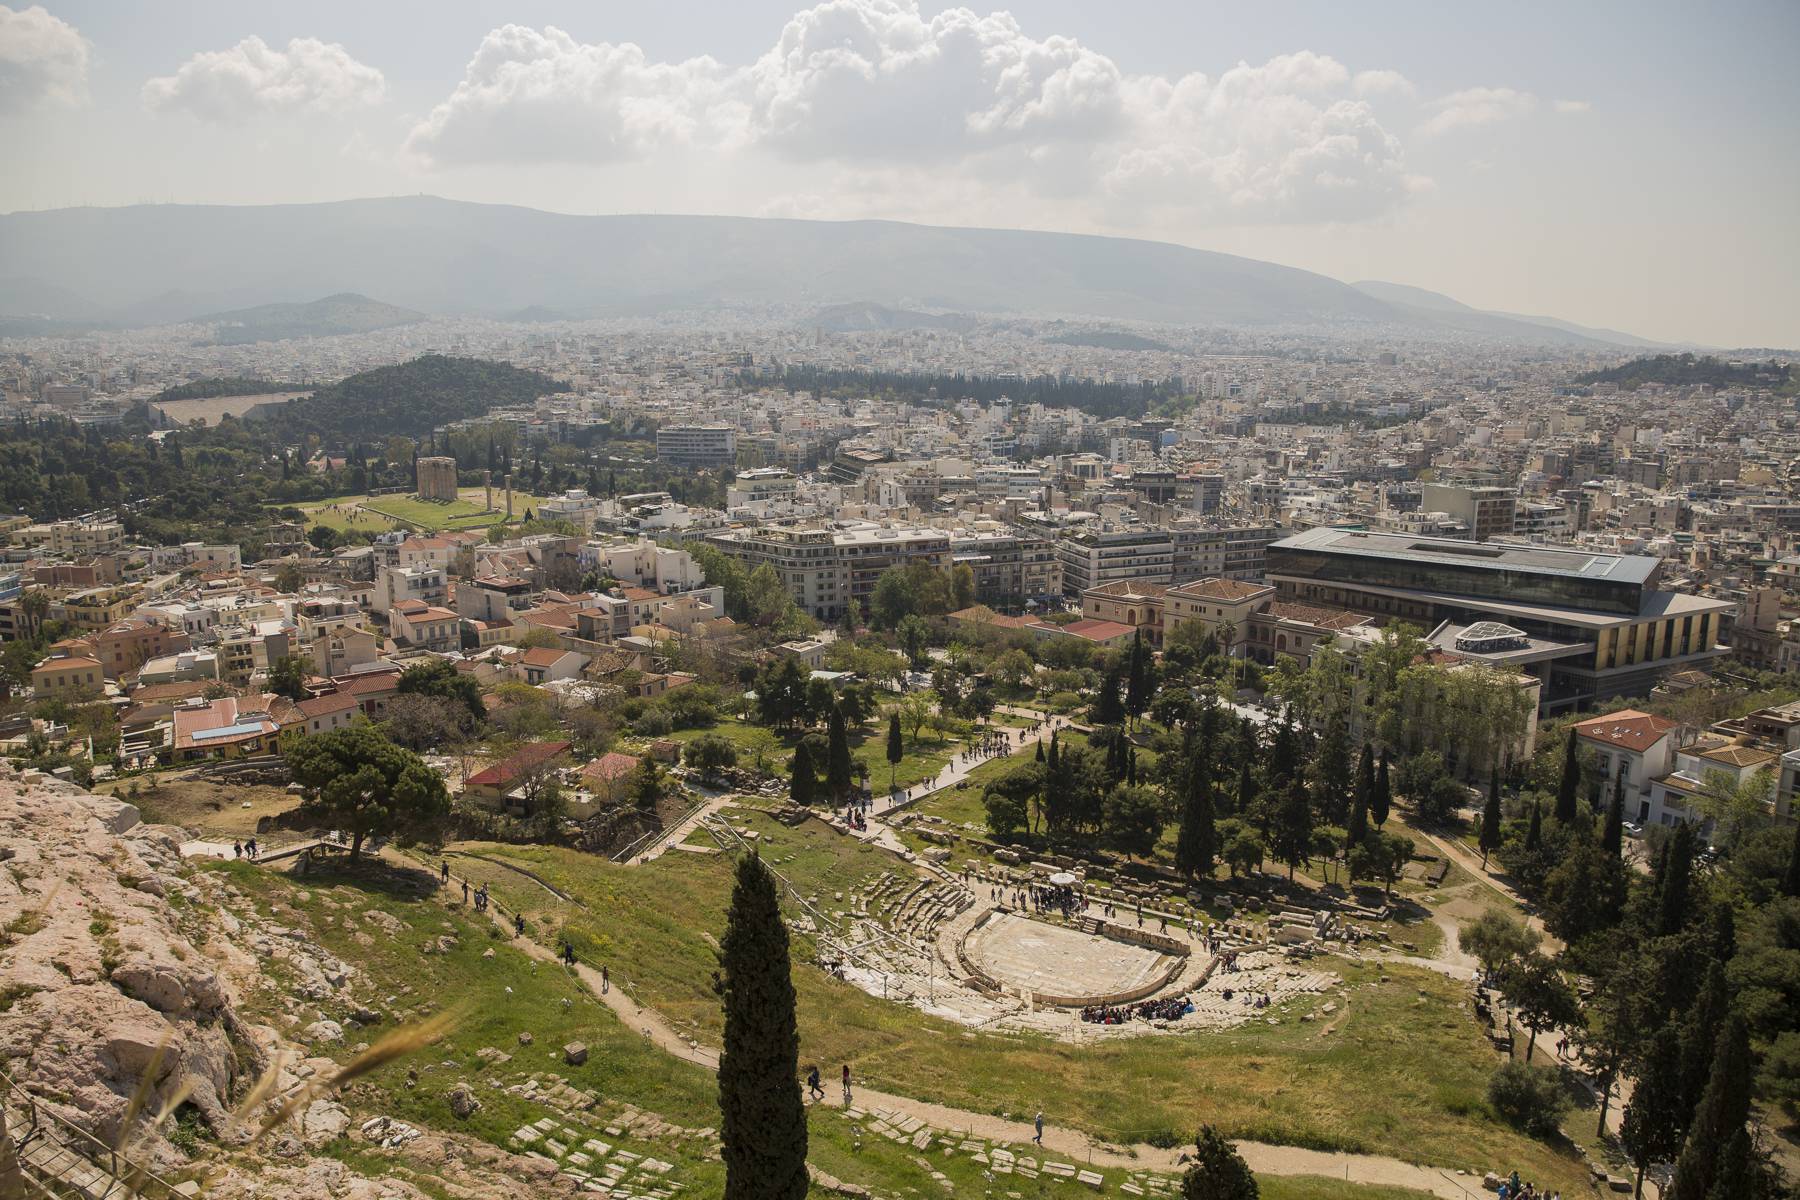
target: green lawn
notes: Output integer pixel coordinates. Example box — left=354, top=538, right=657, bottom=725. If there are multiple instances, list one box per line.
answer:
left=661, top=717, right=961, bottom=794
left=458, top=815, right=1595, bottom=1196
left=293, top=488, right=559, bottom=534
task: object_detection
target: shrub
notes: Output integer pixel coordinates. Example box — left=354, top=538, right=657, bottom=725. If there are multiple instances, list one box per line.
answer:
left=631, top=708, right=674, bottom=737
left=1487, top=1061, right=1570, bottom=1139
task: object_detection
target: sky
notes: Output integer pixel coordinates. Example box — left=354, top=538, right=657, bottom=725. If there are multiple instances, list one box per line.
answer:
left=2, top=0, right=1796, bottom=348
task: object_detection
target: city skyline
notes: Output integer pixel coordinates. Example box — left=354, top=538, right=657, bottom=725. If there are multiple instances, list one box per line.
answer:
left=2, top=0, right=1797, bottom=348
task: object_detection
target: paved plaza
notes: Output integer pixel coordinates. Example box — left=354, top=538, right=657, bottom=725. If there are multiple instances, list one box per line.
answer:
left=963, top=913, right=1177, bottom=1002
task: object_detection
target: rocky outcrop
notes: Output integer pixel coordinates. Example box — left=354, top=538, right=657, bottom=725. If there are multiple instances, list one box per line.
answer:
left=0, top=770, right=261, bottom=1162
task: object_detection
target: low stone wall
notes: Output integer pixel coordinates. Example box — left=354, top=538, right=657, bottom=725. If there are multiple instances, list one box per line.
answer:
left=1026, top=952, right=1189, bottom=1010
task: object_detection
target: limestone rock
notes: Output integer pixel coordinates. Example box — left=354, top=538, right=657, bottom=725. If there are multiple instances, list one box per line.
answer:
left=304, top=1019, right=346, bottom=1044
left=299, top=1098, right=351, bottom=1146
left=448, top=1081, right=481, bottom=1118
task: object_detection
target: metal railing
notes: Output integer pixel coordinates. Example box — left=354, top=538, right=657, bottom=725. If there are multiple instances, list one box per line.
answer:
left=1, top=1066, right=182, bottom=1199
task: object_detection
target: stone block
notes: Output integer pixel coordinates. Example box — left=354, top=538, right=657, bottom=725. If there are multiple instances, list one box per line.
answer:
left=564, top=1041, right=589, bottom=1066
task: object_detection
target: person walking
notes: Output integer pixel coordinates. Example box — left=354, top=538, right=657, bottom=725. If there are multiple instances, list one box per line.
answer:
left=1033, top=1111, right=1044, bottom=1145
left=232, top=841, right=242, bottom=859
left=806, top=1066, right=824, bottom=1101
left=440, top=861, right=450, bottom=884
left=600, top=964, right=609, bottom=994
left=461, top=879, right=470, bottom=904
left=841, top=1064, right=853, bottom=1105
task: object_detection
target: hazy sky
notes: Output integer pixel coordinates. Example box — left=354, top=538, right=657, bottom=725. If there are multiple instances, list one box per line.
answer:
left=3, top=0, right=1796, bottom=347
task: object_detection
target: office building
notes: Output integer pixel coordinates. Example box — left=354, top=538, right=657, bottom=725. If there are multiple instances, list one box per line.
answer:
left=656, top=425, right=737, bottom=469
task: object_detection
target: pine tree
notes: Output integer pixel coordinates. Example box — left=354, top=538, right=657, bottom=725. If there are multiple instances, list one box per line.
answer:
left=885, top=712, right=903, bottom=793
left=1555, top=727, right=1582, bottom=824
left=1525, top=802, right=1542, bottom=851
left=789, top=742, right=816, bottom=807
left=1372, top=750, right=1392, bottom=826
left=1175, top=756, right=1217, bottom=881
left=1603, top=772, right=1625, bottom=857
left=1479, top=772, right=1503, bottom=866
left=717, top=853, right=809, bottom=1199
left=826, top=705, right=854, bottom=805
left=1666, top=1016, right=1752, bottom=1200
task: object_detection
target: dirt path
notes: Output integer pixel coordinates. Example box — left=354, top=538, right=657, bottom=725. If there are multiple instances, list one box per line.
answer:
left=420, top=851, right=1482, bottom=1199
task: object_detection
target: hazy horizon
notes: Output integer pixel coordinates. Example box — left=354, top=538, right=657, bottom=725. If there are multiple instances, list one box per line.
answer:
left=3, top=0, right=1797, bottom=347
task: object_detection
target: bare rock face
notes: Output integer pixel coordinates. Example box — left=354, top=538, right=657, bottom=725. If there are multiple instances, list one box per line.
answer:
left=0, top=771, right=259, bottom=1162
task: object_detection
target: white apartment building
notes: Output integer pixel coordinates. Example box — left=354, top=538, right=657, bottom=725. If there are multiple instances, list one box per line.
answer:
left=706, top=523, right=951, bottom=620
left=374, top=564, right=448, bottom=613
left=656, top=425, right=738, bottom=468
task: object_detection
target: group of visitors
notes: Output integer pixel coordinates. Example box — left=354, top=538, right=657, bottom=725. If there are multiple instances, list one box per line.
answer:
left=958, top=730, right=1016, bottom=763
left=841, top=807, right=869, bottom=831
left=1496, top=1171, right=1558, bottom=1200
left=1218, top=987, right=1273, bottom=1008
left=471, top=882, right=490, bottom=913
left=804, top=1064, right=854, bottom=1105
left=231, top=838, right=260, bottom=860
left=1079, top=995, right=1195, bottom=1024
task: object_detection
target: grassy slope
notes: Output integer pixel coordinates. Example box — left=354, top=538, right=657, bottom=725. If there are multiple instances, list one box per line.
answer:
left=457, top=813, right=1593, bottom=1195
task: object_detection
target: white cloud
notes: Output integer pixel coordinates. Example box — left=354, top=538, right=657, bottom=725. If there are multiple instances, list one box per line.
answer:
left=0, top=4, right=89, bottom=113
left=407, top=2, right=1444, bottom=226
left=1418, top=86, right=1537, bottom=136
left=404, top=25, right=733, bottom=166
left=142, top=35, right=384, bottom=121
left=1352, top=68, right=1414, bottom=99
left=1554, top=98, right=1591, bottom=114
left=743, top=1, right=1126, bottom=161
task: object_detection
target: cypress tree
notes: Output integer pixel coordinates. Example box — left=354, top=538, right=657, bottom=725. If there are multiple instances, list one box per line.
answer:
left=1656, top=821, right=1696, bottom=938
left=826, top=705, right=854, bottom=805
left=1676, top=960, right=1730, bottom=1132
left=1125, top=631, right=1150, bottom=728
left=1525, top=802, right=1543, bottom=851
left=788, top=742, right=816, bottom=807
left=717, top=853, right=808, bottom=1199
left=1345, top=789, right=1368, bottom=852
left=1273, top=778, right=1314, bottom=881
left=1035, top=739, right=1045, bottom=764
left=1353, top=742, right=1375, bottom=820
left=1666, top=1015, right=1752, bottom=1200
left=1229, top=755, right=1253, bottom=818
left=1127, top=745, right=1139, bottom=788
left=1603, top=772, right=1625, bottom=857
left=1784, top=816, right=1800, bottom=898
left=1703, top=1124, right=1755, bottom=1200
left=1479, top=771, right=1503, bottom=866
left=1094, top=669, right=1125, bottom=726
left=1372, top=749, right=1392, bottom=826
left=1175, top=755, right=1217, bottom=881
left=1621, top=1029, right=1686, bottom=1200
left=1555, top=728, right=1581, bottom=824
left=885, top=712, right=903, bottom=793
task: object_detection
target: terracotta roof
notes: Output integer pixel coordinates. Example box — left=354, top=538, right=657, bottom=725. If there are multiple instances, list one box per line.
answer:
left=34, top=655, right=102, bottom=673
left=466, top=740, right=573, bottom=789
left=1265, top=602, right=1369, bottom=631
left=337, top=673, right=401, bottom=697
left=581, top=751, right=641, bottom=785
left=1084, top=579, right=1170, bottom=600
left=296, top=691, right=358, bottom=719
left=522, top=646, right=575, bottom=667
left=1170, top=578, right=1273, bottom=601
left=1036, top=618, right=1136, bottom=642
left=619, top=586, right=659, bottom=601
left=1572, top=709, right=1680, bottom=753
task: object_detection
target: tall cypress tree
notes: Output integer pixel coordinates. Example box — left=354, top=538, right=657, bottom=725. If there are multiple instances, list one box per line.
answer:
left=717, top=853, right=808, bottom=1200
left=1525, top=802, right=1543, bottom=852
left=1621, top=1029, right=1686, bottom=1200
left=1666, top=1015, right=1752, bottom=1200
left=1353, top=743, right=1375, bottom=821
left=1656, top=821, right=1696, bottom=938
left=1603, top=772, right=1625, bottom=857
left=1175, top=755, right=1217, bottom=882
left=1675, top=960, right=1730, bottom=1133
left=1124, top=631, right=1151, bottom=729
left=1229, top=755, right=1254, bottom=818
left=1272, top=778, right=1314, bottom=881
left=885, top=712, right=903, bottom=793
left=1555, top=728, right=1582, bottom=824
left=788, top=742, right=816, bottom=807
left=1094, top=669, right=1125, bottom=726
left=826, top=705, right=854, bottom=805
left=1372, top=750, right=1392, bottom=826
left=1479, top=771, right=1503, bottom=866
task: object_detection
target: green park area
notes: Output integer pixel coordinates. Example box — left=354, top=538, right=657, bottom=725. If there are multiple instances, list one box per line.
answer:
left=296, top=487, right=559, bottom=534
left=451, top=809, right=1596, bottom=1197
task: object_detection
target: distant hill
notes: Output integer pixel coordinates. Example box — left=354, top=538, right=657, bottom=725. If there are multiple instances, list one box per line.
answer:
left=251, top=355, right=568, bottom=442
left=1575, top=353, right=1794, bottom=393
left=0, top=198, right=1679, bottom=345
left=153, top=376, right=301, bottom=403
left=812, top=302, right=976, bottom=334
left=196, top=292, right=423, bottom=345
left=1041, top=329, right=1173, bottom=352
left=1351, top=280, right=1672, bottom=349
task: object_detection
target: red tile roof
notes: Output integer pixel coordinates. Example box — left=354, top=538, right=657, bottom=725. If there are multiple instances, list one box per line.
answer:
left=466, top=740, right=573, bottom=789
left=1572, top=709, right=1680, bottom=753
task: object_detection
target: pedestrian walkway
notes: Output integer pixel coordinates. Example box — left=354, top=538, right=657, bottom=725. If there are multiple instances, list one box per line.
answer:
left=874, top=706, right=1076, bottom=819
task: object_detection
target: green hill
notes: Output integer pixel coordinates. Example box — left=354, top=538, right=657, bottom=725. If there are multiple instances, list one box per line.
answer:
left=1576, top=353, right=1794, bottom=393
left=198, top=291, right=423, bottom=344
left=254, top=355, right=568, bottom=442
left=152, top=376, right=300, bottom=402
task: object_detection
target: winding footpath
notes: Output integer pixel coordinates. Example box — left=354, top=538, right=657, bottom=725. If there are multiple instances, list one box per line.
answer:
left=421, top=849, right=1487, bottom=1200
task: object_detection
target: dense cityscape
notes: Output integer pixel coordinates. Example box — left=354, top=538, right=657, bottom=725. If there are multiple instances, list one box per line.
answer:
left=1, top=3, right=1797, bottom=1200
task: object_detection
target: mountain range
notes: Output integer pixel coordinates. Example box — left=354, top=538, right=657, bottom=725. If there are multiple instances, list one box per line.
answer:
left=0, top=196, right=1673, bottom=348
